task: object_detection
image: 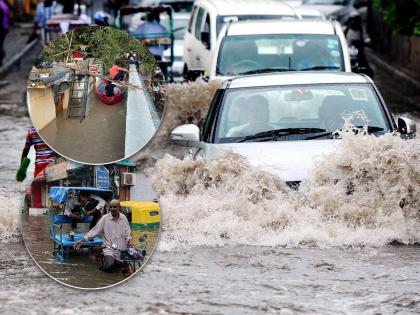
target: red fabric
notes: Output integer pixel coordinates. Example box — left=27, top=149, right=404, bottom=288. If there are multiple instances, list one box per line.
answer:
left=109, top=65, right=124, bottom=80
left=34, top=163, right=48, bottom=180
left=31, top=182, right=42, bottom=208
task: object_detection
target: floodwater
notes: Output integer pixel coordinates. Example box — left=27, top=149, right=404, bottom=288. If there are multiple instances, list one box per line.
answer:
left=1, top=73, right=420, bottom=313
left=21, top=214, right=158, bottom=289
left=39, top=86, right=127, bottom=164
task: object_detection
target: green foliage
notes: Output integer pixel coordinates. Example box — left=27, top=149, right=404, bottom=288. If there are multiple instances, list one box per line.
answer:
left=373, top=0, right=420, bottom=36
left=40, top=26, right=156, bottom=72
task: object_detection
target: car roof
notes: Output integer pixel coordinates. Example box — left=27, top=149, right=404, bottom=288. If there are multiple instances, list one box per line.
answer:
left=225, top=19, right=336, bottom=36
left=225, top=72, right=370, bottom=89
left=198, top=0, right=298, bottom=17
left=294, top=7, right=326, bottom=19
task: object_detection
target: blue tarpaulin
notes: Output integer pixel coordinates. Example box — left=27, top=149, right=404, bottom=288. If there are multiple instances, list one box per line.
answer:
left=49, top=186, right=113, bottom=204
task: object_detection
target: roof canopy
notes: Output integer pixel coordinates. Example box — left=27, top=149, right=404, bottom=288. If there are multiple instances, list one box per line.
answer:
left=49, top=186, right=113, bottom=204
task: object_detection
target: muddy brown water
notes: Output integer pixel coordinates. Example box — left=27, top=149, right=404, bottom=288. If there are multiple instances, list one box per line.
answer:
left=38, top=88, right=127, bottom=164
left=21, top=214, right=158, bottom=289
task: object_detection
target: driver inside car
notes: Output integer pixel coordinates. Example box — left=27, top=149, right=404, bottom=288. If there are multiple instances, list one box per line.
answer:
left=227, top=95, right=274, bottom=137
left=222, top=40, right=259, bottom=74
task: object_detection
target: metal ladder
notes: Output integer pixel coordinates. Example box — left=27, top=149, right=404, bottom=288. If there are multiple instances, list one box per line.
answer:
left=67, top=61, right=89, bottom=122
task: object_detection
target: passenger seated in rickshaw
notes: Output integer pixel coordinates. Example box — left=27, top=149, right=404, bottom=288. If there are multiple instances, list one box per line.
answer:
left=74, top=199, right=134, bottom=273
left=64, top=190, right=106, bottom=240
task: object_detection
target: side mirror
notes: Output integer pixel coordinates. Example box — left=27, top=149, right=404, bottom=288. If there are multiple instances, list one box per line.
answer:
left=186, top=68, right=205, bottom=81
left=397, top=117, right=416, bottom=136
left=170, top=124, right=200, bottom=146
left=200, top=31, right=210, bottom=49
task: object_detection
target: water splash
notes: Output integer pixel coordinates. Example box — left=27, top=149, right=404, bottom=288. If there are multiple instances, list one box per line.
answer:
left=153, top=130, right=420, bottom=250
left=131, top=79, right=221, bottom=168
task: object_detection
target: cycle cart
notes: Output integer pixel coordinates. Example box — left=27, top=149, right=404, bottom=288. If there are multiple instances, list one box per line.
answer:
left=98, top=234, right=148, bottom=273
left=48, top=186, right=113, bottom=262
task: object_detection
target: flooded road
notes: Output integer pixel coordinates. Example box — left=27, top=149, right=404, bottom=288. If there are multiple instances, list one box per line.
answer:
left=1, top=241, right=420, bottom=314
left=39, top=90, right=127, bottom=164
left=21, top=214, right=158, bottom=289
left=1, top=51, right=420, bottom=313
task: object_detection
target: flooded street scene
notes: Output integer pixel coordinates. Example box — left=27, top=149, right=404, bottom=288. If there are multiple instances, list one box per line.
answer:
left=27, top=26, right=161, bottom=164
left=22, top=214, right=158, bottom=289
left=1, top=0, right=420, bottom=313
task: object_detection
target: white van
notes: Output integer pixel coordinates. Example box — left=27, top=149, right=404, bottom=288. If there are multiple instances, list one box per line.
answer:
left=182, top=0, right=299, bottom=79
left=210, top=19, right=353, bottom=80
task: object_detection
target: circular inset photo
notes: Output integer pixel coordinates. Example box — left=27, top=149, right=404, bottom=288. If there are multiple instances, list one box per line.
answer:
left=21, top=155, right=160, bottom=289
left=27, top=25, right=166, bottom=164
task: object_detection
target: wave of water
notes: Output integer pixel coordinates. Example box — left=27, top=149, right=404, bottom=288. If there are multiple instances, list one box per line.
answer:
left=0, top=116, right=33, bottom=241
left=132, top=79, right=221, bottom=167
left=153, top=130, right=420, bottom=250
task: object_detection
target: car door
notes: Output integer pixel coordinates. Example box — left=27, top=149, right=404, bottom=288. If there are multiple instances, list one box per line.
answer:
left=183, top=5, right=199, bottom=70
left=191, top=7, right=206, bottom=69
left=195, top=11, right=212, bottom=73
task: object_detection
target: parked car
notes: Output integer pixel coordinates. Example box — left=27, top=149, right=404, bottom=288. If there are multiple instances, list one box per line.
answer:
left=182, top=0, right=299, bottom=79
left=301, top=0, right=369, bottom=25
left=208, top=19, right=352, bottom=80
left=170, top=72, right=416, bottom=183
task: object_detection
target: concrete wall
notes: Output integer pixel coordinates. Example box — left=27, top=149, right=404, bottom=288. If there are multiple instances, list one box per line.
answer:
left=125, top=64, right=158, bottom=157
left=370, top=10, right=420, bottom=82
left=28, top=87, right=56, bottom=130
left=130, top=172, right=157, bottom=202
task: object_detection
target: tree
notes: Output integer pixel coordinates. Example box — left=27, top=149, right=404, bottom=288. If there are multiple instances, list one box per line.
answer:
left=373, top=0, right=420, bottom=36
left=40, top=26, right=156, bottom=71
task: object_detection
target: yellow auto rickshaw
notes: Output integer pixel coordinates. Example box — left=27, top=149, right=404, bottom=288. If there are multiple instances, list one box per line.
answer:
left=120, top=201, right=160, bottom=229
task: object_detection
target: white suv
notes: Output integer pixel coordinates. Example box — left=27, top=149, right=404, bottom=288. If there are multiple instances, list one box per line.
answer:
left=182, top=0, right=299, bottom=79
left=210, top=19, right=352, bottom=80
left=170, top=72, right=416, bottom=182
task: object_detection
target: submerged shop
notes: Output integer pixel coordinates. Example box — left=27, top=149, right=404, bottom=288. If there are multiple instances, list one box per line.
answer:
left=25, top=157, right=136, bottom=212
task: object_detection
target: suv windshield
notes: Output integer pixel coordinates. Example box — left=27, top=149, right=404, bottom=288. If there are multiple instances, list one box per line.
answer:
left=214, top=84, right=391, bottom=143
left=216, top=34, right=344, bottom=76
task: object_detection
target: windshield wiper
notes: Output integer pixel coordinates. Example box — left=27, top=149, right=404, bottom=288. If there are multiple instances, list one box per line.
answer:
left=235, top=128, right=326, bottom=143
left=299, top=66, right=341, bottom=71
left=239, top=67, right=295, bottom=75
left=304, top=126, right=385, bottom=140
left=305, top=131, right=339, bottom=140
left=353, top=126, right=384, bottom=132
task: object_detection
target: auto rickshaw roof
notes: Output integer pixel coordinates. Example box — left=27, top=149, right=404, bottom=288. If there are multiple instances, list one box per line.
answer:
left=49, top=186, right=113, bottom=204
left=120, top=201, right=160, bottom=211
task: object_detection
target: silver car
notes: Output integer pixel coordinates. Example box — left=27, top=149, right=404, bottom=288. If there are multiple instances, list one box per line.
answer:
left=170, top=72, right=416, bottom=184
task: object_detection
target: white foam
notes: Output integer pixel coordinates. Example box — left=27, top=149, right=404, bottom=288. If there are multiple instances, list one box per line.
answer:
left=153, top=131, right=420, bottom=250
